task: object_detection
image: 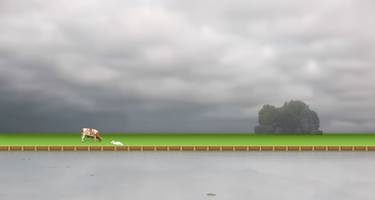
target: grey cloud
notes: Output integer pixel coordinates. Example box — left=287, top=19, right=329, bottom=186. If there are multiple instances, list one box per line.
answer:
left=0, top=0, right=375, bottom=132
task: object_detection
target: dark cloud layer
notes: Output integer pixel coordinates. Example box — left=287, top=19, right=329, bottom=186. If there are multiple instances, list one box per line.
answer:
left=0, top=0, right=375, bottom=133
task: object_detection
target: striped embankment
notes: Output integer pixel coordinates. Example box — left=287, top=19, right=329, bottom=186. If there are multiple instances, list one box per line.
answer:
left=0, top=146, right=374, bottom=152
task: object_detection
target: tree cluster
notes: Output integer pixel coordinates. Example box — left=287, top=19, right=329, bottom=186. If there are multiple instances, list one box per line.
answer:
left=254, top=100, right=322, bottom=134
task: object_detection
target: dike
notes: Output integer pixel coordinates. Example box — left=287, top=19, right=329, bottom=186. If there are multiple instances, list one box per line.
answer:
left=0, top=146, right=374, bottom=151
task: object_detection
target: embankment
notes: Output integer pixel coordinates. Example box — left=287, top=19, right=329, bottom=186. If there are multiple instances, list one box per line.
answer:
left=0, top=145, right=375, bottom=151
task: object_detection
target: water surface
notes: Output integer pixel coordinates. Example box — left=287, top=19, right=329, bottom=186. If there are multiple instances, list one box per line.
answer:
left=0, top=152, right=374, bottom=200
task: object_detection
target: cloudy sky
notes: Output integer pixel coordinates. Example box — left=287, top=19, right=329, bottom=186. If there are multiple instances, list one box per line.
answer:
left=0, top=0, right=374, bottom=133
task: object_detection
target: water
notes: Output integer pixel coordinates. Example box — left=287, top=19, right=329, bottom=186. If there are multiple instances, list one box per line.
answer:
left=0, top=152, right=375, bottom=200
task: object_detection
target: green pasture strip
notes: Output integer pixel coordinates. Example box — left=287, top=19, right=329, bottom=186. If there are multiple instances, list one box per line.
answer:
left=1, top=134, right=375, bottom=146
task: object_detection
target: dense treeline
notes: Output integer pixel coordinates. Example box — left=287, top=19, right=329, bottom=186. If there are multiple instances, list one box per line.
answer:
left=254, top=100, right=323, bottom=134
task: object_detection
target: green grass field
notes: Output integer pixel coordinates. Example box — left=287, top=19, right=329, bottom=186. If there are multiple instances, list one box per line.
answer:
left=1, top=134, right=375, bottom=146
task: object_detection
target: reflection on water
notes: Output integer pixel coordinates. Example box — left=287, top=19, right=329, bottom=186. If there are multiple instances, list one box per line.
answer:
left=0, top=152, right=375, bottom=200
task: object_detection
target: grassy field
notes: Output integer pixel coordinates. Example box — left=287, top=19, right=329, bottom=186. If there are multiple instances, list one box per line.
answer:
left=1, top=134, right=375, bottom=146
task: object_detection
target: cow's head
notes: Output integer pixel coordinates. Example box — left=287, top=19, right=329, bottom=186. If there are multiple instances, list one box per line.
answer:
left=96, top=132, right=103, bottom=142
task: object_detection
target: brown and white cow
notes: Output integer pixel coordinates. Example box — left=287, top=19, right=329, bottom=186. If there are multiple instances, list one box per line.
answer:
left=81, top=128, right=103, bottom=142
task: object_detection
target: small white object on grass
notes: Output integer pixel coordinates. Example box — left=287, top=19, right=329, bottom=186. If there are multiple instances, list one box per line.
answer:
left=111, top=140, right=124, bottom=146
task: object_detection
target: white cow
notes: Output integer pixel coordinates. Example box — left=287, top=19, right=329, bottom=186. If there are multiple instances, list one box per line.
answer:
left=81, top=128, right=103, bottom=142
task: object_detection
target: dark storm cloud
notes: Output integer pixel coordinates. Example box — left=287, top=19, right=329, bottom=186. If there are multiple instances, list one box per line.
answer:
left=0, top=0, right=375, bottom=133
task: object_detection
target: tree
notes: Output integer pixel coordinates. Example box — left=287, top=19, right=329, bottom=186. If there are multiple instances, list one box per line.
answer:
left=258, top=105, right=278, bottom=126
left=254, top=100, right=322, bottom=134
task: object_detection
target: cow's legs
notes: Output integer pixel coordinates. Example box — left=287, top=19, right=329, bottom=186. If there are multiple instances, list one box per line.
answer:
left=81, top=135, right=85, bottom=142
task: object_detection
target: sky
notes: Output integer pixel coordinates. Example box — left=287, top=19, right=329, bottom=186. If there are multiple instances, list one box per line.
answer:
left=0, top=0, right=375, bottom=133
